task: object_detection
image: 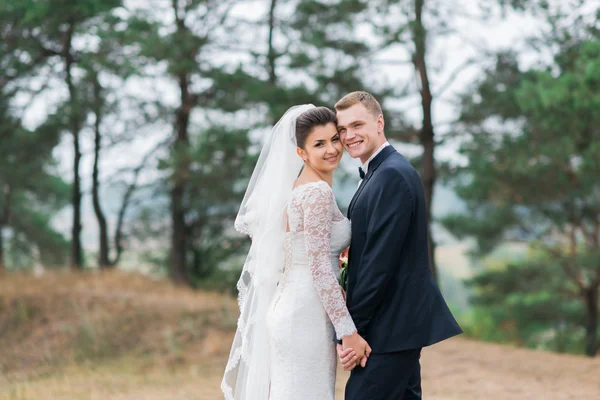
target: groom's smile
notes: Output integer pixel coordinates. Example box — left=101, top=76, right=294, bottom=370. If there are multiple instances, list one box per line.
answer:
left=345, top=139, right=366, bottom=158
left=347, top=141, right=363, bottom=149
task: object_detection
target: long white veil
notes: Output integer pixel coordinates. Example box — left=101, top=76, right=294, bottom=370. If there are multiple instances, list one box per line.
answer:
left=221, top=104, right=315, bottom=400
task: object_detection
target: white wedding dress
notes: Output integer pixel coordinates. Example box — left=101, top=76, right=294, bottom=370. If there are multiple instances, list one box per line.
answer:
left=266, top=181, right=357, bottom=400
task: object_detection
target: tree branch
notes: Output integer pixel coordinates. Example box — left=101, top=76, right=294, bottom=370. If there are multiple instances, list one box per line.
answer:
left=543, top=245, right=585, bottom=293
left=373, top=59, right=413, bottom=66
left=434, top=57, right=478, bottom=97
left=111, top=139, right=168, bottom=265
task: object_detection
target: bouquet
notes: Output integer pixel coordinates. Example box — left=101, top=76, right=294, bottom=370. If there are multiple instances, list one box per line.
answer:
left=339, top=248, right=349, bottom=293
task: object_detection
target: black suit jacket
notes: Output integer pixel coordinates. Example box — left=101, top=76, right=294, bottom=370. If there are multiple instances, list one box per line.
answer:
left=346, top=145, right=462, bottom=354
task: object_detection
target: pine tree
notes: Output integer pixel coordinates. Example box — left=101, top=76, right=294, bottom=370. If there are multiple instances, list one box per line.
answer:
left=2, top=0, right=123, bottom=268
left=0, top=93, right=70, bottom=270
left=444, top=32, right=600, bottom=356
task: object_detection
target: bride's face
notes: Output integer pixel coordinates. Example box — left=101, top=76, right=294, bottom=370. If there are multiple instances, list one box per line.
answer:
left=298, top=123, right=343, bottom=173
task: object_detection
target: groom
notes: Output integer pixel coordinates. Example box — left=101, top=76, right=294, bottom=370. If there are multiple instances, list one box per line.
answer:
left=335, top=92, right=462, bottom=399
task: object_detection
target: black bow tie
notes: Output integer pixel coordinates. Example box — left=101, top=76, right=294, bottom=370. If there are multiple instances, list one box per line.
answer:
left=358, top=167, right=365, bottom=179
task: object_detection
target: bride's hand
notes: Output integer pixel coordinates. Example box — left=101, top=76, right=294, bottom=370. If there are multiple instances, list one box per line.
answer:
left=336, top=344, right=357, bottom=369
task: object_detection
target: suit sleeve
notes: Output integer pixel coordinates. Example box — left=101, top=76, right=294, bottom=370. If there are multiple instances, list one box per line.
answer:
left=349, top=169, right=413, bottom=336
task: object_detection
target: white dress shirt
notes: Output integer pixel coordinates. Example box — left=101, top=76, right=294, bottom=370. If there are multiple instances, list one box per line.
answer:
left=358, top=141, right=390, bottom=187
left=361, top=141, right=390, bottom=175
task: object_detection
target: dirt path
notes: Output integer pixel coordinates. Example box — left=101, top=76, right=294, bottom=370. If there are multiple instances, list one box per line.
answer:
left=7, top=337, right=594, bottom=400
left=420, top=337, right=600, bottom=399
left=199, top=337, right=600, bottom=400
left=2, top=337, right=599, bottom=400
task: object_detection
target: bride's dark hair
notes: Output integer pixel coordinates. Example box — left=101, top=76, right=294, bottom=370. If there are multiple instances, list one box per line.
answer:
left=295, top=107, right=337, bottom=149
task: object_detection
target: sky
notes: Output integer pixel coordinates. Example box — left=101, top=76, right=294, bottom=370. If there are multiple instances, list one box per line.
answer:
left=15, top=0, right=573, bottom=255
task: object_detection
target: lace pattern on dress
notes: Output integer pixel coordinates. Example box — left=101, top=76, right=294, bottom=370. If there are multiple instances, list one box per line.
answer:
left=288, top=181, right=356, bottom=339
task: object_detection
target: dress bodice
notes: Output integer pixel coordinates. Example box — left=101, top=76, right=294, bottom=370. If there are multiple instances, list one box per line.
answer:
left=287, top=219, right=351, bottom=275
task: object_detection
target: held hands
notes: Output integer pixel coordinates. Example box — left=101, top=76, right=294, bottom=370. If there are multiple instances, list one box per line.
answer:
left=337, top=332, right=372, bottom=371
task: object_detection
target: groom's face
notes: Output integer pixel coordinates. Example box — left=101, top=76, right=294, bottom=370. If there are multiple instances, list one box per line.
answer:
left=336, top=103, right=385, bottom=164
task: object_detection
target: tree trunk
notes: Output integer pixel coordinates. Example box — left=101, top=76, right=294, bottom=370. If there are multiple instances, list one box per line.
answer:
left=267, top=0, right=278, bottom=85
left=113, top=183, right=134, bottom=267
left=170, top=105, right=190, bottom=283
left=0, top=224, right=4, bottom=273
left=112, top=150, right=153, bottom=266
left=64, top=22, right=83, bottom=270
left=0, top=184, right=9, bottom=272
left=584, top=286, right=599, bottom=357
left=170, top=74, right=192, bottom=284
left=169, top=2, right=195, bottom=285
left=413, top=0, right=437, bottom=281
left=171, top=175, right=187, bottom=284
left=71, top=123, right=83, bottom=270
left=91, top=75, right=110, bottom=269
left=112, top=195, right=127, bottom=266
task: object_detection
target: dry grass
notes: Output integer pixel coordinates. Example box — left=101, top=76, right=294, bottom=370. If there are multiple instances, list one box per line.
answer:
left=1, top=270, right=599, bottom=400
left=0, top=270, right=236, bottom=382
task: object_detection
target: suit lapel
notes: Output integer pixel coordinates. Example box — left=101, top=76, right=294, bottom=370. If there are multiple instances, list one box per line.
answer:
left=347, top=145, right=396, bottom=218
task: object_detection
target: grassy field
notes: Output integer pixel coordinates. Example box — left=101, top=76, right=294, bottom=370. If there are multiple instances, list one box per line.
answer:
left=1, top=270, right=599, bottom=400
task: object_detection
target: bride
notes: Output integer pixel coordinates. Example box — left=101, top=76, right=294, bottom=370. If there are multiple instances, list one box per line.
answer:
left=222, top=105, right=371, bottom=399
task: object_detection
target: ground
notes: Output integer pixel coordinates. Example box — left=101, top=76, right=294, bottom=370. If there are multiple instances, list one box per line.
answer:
left=1, top=271, right=598, bottom=399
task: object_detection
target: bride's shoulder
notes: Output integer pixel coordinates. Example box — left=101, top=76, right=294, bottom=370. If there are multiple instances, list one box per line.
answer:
left=292, top=180, right=331, bottom=192
left=291, top=180, right=333, bottom=202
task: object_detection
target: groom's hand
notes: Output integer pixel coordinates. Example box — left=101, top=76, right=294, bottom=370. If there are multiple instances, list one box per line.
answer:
left=360, top=342, right=372, bottom=368
left=352, top=341, right=372, bottom=369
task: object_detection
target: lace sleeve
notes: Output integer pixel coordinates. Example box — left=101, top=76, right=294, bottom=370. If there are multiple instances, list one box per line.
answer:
left=302, top=183, right=357, bottom=339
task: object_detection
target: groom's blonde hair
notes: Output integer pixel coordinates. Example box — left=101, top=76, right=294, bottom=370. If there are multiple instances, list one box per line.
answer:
left=334, top=91, right=383, bottom=118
